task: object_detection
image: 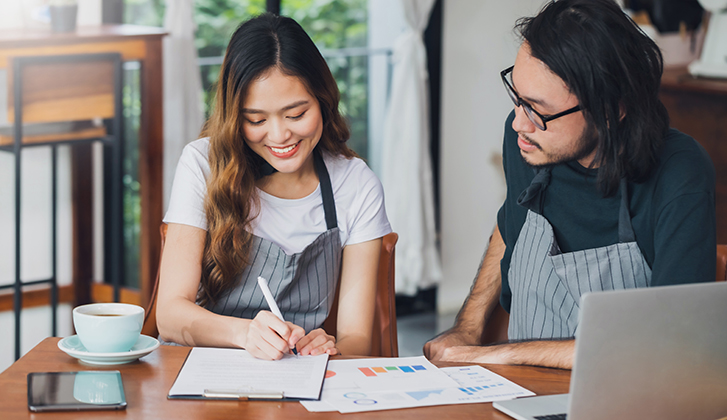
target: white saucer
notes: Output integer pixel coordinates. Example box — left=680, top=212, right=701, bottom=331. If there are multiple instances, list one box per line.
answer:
left=58, top=335, right=160, bottom=365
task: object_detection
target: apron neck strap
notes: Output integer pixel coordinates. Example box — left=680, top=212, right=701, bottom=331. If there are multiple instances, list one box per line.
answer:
left=256, top=160, right=278, bottom=178
left=517, top=168, right=636, bottom=243
left=314, top=149, right=338, bottom=230
left=618, top=178, right=636, bottom=243
left=517, top=167, right=551, bottom=214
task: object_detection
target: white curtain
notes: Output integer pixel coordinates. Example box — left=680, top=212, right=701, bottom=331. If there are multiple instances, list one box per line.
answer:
left=381, top=0, right=442, bottom=296
left=163, top=0, right=205, bottom=207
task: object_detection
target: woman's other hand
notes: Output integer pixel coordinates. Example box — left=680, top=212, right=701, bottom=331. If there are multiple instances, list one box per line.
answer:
left=244, top=311, right=305, bottom=360
left=295, top=328, right=338, bottom=356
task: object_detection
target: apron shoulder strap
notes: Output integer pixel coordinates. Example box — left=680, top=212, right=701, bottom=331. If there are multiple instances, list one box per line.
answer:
left=618, top=178, right=636, bottom=243
left=517, top=167, right=551, bottom=214
left=314, top=150, right=338, bottom=230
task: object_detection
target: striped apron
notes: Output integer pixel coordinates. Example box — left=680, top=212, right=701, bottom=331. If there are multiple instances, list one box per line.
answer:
left=206, top=151, right=342, bottom=333
left=507, top=168, right=652, bottom=340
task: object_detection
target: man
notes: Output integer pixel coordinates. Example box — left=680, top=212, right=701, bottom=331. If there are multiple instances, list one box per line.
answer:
left=424, top=0, right=715, bottom=369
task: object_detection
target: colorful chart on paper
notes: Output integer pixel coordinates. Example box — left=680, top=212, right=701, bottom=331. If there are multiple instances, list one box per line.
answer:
left=357, top=365, right=427, bottom=377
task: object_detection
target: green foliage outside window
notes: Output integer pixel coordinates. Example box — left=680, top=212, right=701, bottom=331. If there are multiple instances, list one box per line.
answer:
left=124, top=0, right=163, bottom=26
left=283, top=0, right=367, bottom=48
left=195, top=0, right=266, bottom=57
left=121, top=67, right=142, bottom=288
left=282, top=0, right=369, bottom=158
left=194, top=0, right=266, bottom=114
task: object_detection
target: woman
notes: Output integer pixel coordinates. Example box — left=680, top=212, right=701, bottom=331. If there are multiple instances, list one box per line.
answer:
left=156, top=13, right=391, bottom=360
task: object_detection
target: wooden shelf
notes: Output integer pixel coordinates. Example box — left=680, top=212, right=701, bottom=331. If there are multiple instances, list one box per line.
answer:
left=662, top=66, right=727, bottom=96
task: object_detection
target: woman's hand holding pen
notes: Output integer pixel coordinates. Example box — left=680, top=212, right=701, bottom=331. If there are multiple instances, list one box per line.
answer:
left=244, top=311, right=305, bottom=360
left=244, top=278, right=337, bottom=359
left=296, top=328, right=338, bottom=356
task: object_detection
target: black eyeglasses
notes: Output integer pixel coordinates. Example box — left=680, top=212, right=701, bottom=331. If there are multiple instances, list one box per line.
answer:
left=500, top=66, right=581, bottom=131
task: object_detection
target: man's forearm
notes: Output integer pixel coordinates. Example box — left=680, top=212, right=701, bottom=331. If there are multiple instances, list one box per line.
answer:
left=453, top=226, right=506, bottom=343
left=490, top=339, right=574, bottom=369
left=442, top=339, right=575, bottom=370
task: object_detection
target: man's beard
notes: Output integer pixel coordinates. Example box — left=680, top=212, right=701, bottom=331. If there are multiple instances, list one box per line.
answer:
left=520, top=124, right=598, bottom=169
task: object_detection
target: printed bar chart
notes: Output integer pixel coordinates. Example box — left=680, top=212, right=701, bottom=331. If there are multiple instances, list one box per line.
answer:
left=357, top=365, right=428, bottom=377
left=458, top=383, right=505, bottom=395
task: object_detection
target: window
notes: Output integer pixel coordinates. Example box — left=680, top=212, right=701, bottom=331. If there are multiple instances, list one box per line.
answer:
left=281, top=0, right=372, bottom=157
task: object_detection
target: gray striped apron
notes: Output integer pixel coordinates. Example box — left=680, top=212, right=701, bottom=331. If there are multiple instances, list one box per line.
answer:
left=507, top=168, right=651, bottom=340
left=206, top=151, right=342, bottom=333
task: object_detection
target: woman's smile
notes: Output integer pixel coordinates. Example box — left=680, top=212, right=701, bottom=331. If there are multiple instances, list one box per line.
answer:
left=267, top=140, right=302, bottom=158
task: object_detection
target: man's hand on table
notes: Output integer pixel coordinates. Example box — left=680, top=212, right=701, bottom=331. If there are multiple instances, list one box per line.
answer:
left=423, top=328, right=480, bottom=361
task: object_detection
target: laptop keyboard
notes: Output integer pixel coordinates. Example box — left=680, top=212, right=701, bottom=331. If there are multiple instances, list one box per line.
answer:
left=534, top=415, right=567, bottom=420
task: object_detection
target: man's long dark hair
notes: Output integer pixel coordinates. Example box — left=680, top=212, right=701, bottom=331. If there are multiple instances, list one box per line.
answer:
left=517, top=0, right=669, bottom=197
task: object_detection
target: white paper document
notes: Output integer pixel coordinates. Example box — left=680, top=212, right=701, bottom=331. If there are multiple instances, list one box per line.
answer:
left=168, top=347, right=329, bottom=400
left=300, top=358, right=535, bottom=413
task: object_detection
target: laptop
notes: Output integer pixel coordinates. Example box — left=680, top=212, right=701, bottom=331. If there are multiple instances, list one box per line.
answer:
left=493, top=281, right=727, bottom=420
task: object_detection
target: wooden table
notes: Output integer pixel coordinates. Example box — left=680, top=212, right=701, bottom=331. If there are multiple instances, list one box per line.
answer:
left=660, top=67, right=727, bottom=243
left=0, top=25, right=166, bottom=309
left=0, top=338, right=571, bottom=419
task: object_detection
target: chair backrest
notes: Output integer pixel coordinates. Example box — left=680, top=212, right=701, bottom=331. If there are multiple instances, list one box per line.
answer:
left=141, top=224, right=168, bottom=338
left=1, top=53, right=119, bottom=146
left=717, top=244, right=727, bottom=282
left=480, top=243, right=727, bottom=344
left=480, top=303, right=509, bottom=346
left=142, top=225, right=400, bottom=357
left=322, top=232, right=399, bottom=357
left=7, top=54, right=117, bottom=124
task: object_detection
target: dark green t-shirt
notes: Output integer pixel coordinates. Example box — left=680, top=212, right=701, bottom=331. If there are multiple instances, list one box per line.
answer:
left=496, top=111, right=716, bottom=313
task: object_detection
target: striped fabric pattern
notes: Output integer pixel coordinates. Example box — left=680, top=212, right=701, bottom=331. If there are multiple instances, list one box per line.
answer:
left=507, top=211, right=652, bottom=340
left=207, top=227, right=342, bottom=333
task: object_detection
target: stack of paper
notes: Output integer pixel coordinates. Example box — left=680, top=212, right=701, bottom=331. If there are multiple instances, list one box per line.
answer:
left=301, top=356, right=535, bottom=413
left=168, top=347, right=329, bottom=400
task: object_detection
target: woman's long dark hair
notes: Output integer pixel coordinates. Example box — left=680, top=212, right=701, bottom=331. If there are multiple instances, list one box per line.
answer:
left=517, top=0, right=669, bottom=196
left=199, top=13, right=354, bottom=306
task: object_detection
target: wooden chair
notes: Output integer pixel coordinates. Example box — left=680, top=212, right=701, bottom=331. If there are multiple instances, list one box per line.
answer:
left=142, top=225, right=400, bottom=357
left=322, top=232, right=400, bottom=357
left=480, top=303, right=510, bottom=345
left=717, top=244, right=727, bottom=282
left=1, top=53, right=124, bottom=360
left=481, top=244, right=727, bottom=344
left=1, top=53, right=119, bottom=146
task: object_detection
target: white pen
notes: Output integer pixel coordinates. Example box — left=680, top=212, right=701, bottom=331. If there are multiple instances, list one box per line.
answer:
left=257, top=276, right=298, bottom=355
left=257, top=276, right=285, bottom=321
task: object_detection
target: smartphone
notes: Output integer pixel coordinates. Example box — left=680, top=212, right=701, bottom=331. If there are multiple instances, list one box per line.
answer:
left=27, top=371, right=127, bottom=412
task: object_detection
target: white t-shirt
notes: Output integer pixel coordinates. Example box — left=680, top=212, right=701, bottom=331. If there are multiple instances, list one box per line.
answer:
left=164, top=138, right=391, bottom=254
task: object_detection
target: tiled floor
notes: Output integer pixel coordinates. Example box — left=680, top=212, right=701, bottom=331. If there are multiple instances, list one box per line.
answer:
left=396, top=311, right=457, bottom=357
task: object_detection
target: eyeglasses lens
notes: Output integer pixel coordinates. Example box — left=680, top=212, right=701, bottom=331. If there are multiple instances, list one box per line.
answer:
left=503, top=70, right=546, bottom=130
left=523, top=106, right=545, bottom=131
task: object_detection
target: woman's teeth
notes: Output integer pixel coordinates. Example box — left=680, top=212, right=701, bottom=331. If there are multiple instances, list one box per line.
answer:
left=270, top=143, right=297, bottom=153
